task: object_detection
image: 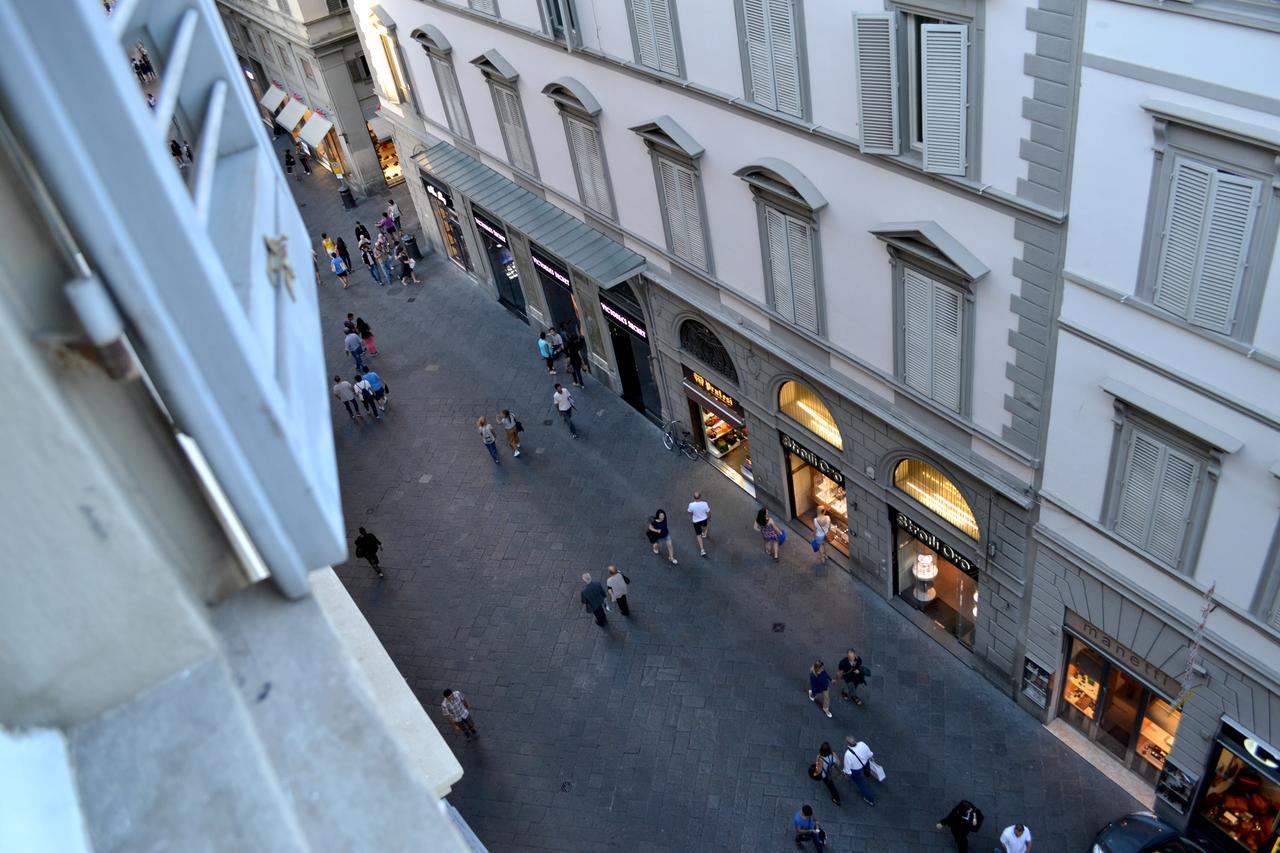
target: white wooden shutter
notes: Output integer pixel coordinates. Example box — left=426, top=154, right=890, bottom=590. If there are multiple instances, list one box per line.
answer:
left=767, top=0, right=803, bottom=118
left=495, top=86, right=534, bottom=174
left=1148, top=447, right=1198, bottom=566
left=921, top=24, right=967, bottom=175
left=659, top=158, right=706, bottom=269
left=1154, top=159, right=1212, bottom=319
left=431, top=57, right=471, bottom=140
left=787, top=216, right=818, bottom=332
left=567, top=117, right=611, bottom=217
left=854, top=14, right=899, bottom=155
left=742, top=0, right=776, bottom=111
left=1192, top=172, right=1258, bottom=332
left=902, top=268, right=934, bottom=396
left=651, top=0, right=680, bottom=75
left=931, top=282, right=963, bottom=411
left=1115, top=432, right=1162, bottom=548
left=633, top=0, right=659, bottom=69
left=766, top=207, right=795, bottom=323
left=470, top=0, right=498, bottom=15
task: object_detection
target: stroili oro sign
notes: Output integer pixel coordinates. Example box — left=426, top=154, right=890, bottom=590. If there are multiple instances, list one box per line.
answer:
left=894, top=510, right=977, bottom=577
left=780, top=431, right=844, bottom=487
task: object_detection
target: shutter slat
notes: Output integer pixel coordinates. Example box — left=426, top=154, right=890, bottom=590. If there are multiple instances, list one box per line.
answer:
left=921, top=24, right=967, bottom=176
left=853, top=14, right=898, bottom=155
left=786, top=215, right=818, bottom=332
left=1115, top=432, right=1162, bottom=548
left=902, top=268, right=933, bottom=396
left=931, top=281, right=963, bottom=411
left=742, top=0, right=776, bottom=111
left=1148, top=447, right=1198, bottom=566
left=1155, top=159, right=1213, bottom=318
left=651, top=0, right=680, bottom=75
left=766, top=207, right=795, bottom=323
left=1191, top=171, right=1258, bottom=333
left=632, top=0, right=659, bottom=70
left=767, top=0, right=803, bottom=118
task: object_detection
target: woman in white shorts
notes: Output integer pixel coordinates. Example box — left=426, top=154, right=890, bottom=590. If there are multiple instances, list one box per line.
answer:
left=813, top=508, right=832, bottom=564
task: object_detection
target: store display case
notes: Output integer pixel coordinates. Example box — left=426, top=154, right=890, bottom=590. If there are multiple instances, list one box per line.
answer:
left=702, top=411, right=743, bottom=459
left=1063, top=661, right=1101, bottom=720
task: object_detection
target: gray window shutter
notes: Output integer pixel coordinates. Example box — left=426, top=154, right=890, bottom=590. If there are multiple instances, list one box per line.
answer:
left=1155, top=159, right=1213, bottom=320
left=767, top=0, right=802, bottom=118
left=633, top=0, right=679, bottom=75
left=1192, top=171, right=1258, bottom=332
left=1114, top=429, right=1200, bottom=566
left=495, top=86, right=534, bottom=174
left=766, top=207, right=794, bottom=323
left=567, top=117, right=611, bottom=217
left=659, top=158, right=706, bottom=269
left=854, top=14, right=899, bottom=155
left=786, top=214, right=818, bottom=332
left=930, top=281, right=963, bottom=411
left=742, top=0, right=776, bottom=111
left=921, top=24, right=967, bottom=176
left=470, top=0, right=498, bottom=14
left=1149, top=447, right=1198, bottom=566
left=1115, top=432, right=1161, bottom=548
left=633, top=0, right=659, bottom=69
left=901, top=268, right=934, bottom=397
left=1270, top=599, right=1280, bottom=632
left=431, top=57, right=471, bottom=141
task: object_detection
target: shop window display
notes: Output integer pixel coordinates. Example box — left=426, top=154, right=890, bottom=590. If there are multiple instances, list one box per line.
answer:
left=697, top=407, right=752, bottom=495
left=788, top=452, right=849, bottom=555
left=893, top=458, right=979, bottom=540
left=894, top=528, right=976, bottom=647
left=779, top=380, right=842, bottom=450
left=1200, top=744, right=1280, bottom=851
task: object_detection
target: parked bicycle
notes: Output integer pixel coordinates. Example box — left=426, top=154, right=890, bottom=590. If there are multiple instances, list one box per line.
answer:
left=663, top=420, right=703, bottom=460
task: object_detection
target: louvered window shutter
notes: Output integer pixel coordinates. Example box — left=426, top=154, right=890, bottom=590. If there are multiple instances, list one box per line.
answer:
left=742, top=0, right=776, bottom=111
left=496, top=87, right=534, bottom=174
left=766, top=207, right=794, bottom=323
left=767, top=0, right=803, bottom=118
left=1154, top=159, right=1211, bottom=319
left=633, top=0, right=659, bottom=69
left=901, top=268, right=934, bottom=396
left=1115, top=432, right=1162, bottom=547
left=930, top=282, right=963, bottom=411
left=431, top=57, right=470, bottom=140
left=1149, top=447, right=1198, bottom=565
left=921, top=24, right=967, bottom=175
left=1193, top=171, right=1258, bottom=332
left=659, top=158, right=706, bottom=269
left=568, top=117, right=611, bottom=217
left=471, top=0, right=498, bottom=14
left=1114, top=429, right=1200, bottom=566
left=651, top=0, right=680, bottom=75
left=854, top=14, right=899, bottom=155
left=787, top=215, right=818, bottom=332
left=1270, top=600, right=1280, bottom=632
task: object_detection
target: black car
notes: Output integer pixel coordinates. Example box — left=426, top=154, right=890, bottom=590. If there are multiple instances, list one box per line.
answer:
left=1092, top=812, right=1205, bottom=852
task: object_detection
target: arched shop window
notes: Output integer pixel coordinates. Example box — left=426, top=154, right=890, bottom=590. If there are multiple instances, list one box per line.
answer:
left=679, top=319, right=738, bottom=384
left=893, top=458, right=979, bottom=540
left=778, top=380, right=842, bottom=450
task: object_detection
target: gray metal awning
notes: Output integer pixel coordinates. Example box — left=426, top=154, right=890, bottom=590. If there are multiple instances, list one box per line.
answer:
left=416, top=142, right=645, bottom=287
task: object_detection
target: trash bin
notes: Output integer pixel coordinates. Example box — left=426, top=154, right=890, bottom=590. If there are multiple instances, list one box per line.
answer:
left=339, top=185, right=356, bottom=210
left=401, top=233, right=421, bottom=260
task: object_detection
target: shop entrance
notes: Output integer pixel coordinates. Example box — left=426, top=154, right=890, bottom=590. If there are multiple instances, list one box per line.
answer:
left=471, top=206, right=526, bottom=321
left=681, top=365, right=753, bottom=496
left=783, top=432, right=849, bottom=554
left=601, top=291, right=659, bottom=418
left=1193, top=724, right=1280, bottom=851
left=892, top=510, right=978, bottom=648
left=421, top=175, right=474, bottom=275
left=531, top=243, right=582, bottom=338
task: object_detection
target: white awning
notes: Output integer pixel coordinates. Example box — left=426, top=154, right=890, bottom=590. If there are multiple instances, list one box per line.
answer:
left=367, top=116, right=392, bottom=142
left=275, top=99, right=307, bottom=133
left=297, top=113, right=333, bottom=148
left=258, top=84, right=286, bottom=113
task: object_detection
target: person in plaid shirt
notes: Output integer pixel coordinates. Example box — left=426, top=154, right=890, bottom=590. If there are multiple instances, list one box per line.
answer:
left=441, top=689, right=477, bottom=740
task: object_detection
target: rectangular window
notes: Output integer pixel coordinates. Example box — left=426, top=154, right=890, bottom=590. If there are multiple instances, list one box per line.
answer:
left=1153, top=157, right=1261, bottom=335
left=1110, top=426, right=1203, bottom=568
left=740, top=0, right=803, bottom=118
left=492, top=85, right=536, bottom=175
left=900, top=268, right=963, bottom=412
left=275, top=44, right=293, bottom=70
left=630, top=0, right=680, bottom=76
left=325, top=0, right=348, bottom=12
left=566, top=116, right=613, bottom=217
left=657, top=157, right=708, bottom=270
left=543, top=0, right=578, bottom=43
left=347, top=54, right=371, bottom=84
left=300, top=58, right=316, bottom=83
left=430, top=56, right=472, bottom=142
left=379, top=34, right=409, bottom=104
left=276, top=0, right=291, bottom=15
left=470, top=0, right=498, bottom=14
left=763, top=207, right=818, bottom=333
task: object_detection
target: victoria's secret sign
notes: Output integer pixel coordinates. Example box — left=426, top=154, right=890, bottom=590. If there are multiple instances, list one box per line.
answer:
left=894, top=511, right=976, bottom=576
left=530, top=245, right=572, bottom=289
left=781, top=432, right=845, bottom=487
left=600, top=299, right=646, bottom=340
left=472, top=211, right=507, bottom=244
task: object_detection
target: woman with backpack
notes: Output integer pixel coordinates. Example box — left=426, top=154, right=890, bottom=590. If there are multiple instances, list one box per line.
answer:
left=810, top=742, right=842, bottom=806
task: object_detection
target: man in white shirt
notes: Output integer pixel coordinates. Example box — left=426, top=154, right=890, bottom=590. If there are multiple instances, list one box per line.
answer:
left=841, top=736, right=876, bottom=807
left=999, top=823, right=1032, bottom=853
left=687, top=491, right=710, bottom=557
left=552, top=383, right=577, bottom=438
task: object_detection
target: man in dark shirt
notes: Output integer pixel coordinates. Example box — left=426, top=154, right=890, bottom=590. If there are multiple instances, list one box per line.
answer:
left=837, top=648, right=867, bottom=705
left=580, top=572, right=608, bottom=626
left=937, top=799, right=983, bottom=852
left=353, top=527, right=383, bottom=578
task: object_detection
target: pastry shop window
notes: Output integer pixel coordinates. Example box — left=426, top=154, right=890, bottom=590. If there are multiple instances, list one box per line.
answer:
left=778, top=380, right=842, bottom=450
left=1197, top=729, right=1280, bottom=852
left=681, top=365, right=752, bottom=497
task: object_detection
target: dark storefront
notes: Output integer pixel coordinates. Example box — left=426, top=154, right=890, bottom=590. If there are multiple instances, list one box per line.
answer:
left=422, top=174, right=473, bottom=274
left=471, top=206, right=527, bottom=321
left=531, top=243, right=583, bottom=338
left=600, top=287, right=660, bottom=419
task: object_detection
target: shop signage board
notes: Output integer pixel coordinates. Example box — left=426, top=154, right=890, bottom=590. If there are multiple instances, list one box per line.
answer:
left=1064, top=610, right=1183, bottom=698
left=530, top=244, right=572, bottom=291
left=781, top=431, right=845, bottom=487
left=893, top=509, right=976, bottom=576
left=681, top=364, right=741, bottom=414
left=600, top=297, right=647, bottom=340
left=421, top=173, right=453, bottom=208
left=472, top=208, right=507, bottom=244
left=1021, top=657, right=1051, bottom=709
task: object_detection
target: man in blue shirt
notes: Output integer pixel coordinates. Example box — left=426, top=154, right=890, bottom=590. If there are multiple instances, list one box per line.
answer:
left=793, top=804, right=825, bottom=851
left=537, top=332, right=555, bottom=374
left=361, top=369, right=387, bottom=414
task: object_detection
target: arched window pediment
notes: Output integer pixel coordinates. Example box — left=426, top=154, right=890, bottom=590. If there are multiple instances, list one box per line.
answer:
left=679, top=320, right=737, bottom=384
left=778, top=380, right=842, bottom=450
left=893, top=458, right=979, bottom=540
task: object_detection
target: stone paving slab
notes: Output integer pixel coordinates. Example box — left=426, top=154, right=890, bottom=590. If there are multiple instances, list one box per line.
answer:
left=286, top=150, right=1139, bottom=852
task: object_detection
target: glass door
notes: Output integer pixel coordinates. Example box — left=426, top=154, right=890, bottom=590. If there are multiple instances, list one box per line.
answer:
left=1097, top=667, right=1142, bottom=761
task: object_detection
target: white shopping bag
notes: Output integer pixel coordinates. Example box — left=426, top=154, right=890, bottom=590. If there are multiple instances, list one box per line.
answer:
left=868, top=760, right=886, bottom=782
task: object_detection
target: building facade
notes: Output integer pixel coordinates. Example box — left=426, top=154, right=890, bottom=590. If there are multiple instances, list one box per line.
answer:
left=0, top=1, right=476, bottom=848
left=351, top=0, right=1088, bottom=695
left=1019, top=0, right=1280, bottom=843
left=217, top=0, right=401, bottom=195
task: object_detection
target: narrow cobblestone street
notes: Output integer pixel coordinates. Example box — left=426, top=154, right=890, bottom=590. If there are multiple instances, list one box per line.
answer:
left=291, top=155, right=1139, bottom=852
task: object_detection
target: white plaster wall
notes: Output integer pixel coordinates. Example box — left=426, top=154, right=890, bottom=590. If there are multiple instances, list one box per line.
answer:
left=1041, top=329, right=1280, bottom=609
left=979, top=0, right=1037, bottom=196
left=494, top=0, right=543, bottom=33
left=664, top=1, right=745, bottom=98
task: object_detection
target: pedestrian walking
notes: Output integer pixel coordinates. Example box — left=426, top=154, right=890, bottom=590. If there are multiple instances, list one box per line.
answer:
left=330, top=252, right=350, bottom=288
left=836, top=648, right=868, bottom=705
left=999, top=824, right=1032, bottom=853
left=440, top=689, right=478, bottom=740
left=361, top=369, right=388, bottom=414
left=687, top=491, right=710, bottom=557
left=379, top=211, right=398, bottom=243
left=395, top=244, right=419, bottom=285
left=360, top=241, right=383, bottom=285
left=375, top=235, right=396, bottom=282
left=552, top=383, right=577, bottom=437
left=808, top=661, right=833, bottom=718
left=841, top=736, right=878, bottom=806
left=388, top=199, right=402, bottom=230
left=183, top=142, right=193, bottom=164
left=547, top=326, right=565, bottom=366
left=321, top=232, right=336, bottom=256
left=810, top=742, right=842, bottom=805
left=477, top=416, right=500, bottom=464
left=606, top=565, right=630, bottom=616
left=353, top=527, right=384, bottom=577
left=344, top=313, right=357, bottom=336
left=792, top=805, right=826, bottom=852
left=344, top=330, right=365, bottom=370
left=169, top=139, right=184, bottom=167
left=332, top=374, right=361, bottom=420
left=580, top=572, right=608, bottom=627
left=756, top=507, right=783, bottom=562
left=498, top=409, right=522, bottom=457
left=538, top=332, right=556, bottom=374
left=356, top=317, right=378, bottom=356
left=298, top=148, right=311, bottom=175
left=334, top=237, right=352, bottom=273
left=146, top=92, right=156, bottom=110
left=937, top=800, right=983, bottom=853
left=566, top=340, right=585, bottom=387
left=284, top=148, right=295, bottom=178
left=646, top=509, right=678, bottom=564
left=813, top=507, right=832, bottom=563
left=354, top=373, right=379, bottom=420
left=354, top=221, right=371, bottom=244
